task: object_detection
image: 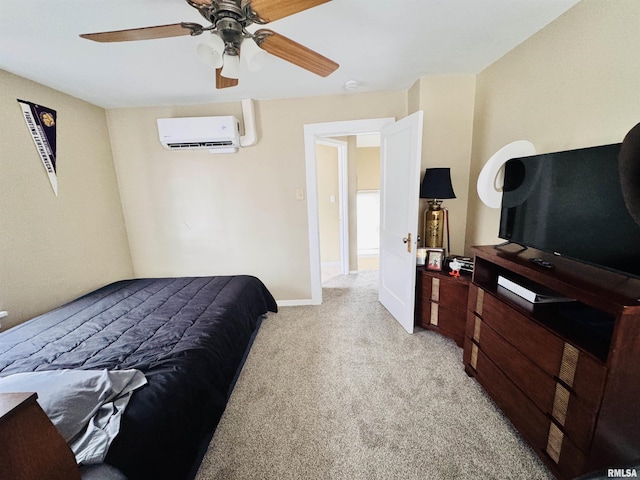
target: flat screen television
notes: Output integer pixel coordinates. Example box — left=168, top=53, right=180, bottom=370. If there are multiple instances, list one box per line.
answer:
left=498, top=143, right=640, bottom=279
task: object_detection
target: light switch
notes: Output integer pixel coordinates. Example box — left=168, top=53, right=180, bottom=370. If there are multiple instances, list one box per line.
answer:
left=296, top=188, right=304, bottom=200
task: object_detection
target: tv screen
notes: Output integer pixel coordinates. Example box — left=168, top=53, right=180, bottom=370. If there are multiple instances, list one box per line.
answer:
left=499, top=143, right=640, bottom=279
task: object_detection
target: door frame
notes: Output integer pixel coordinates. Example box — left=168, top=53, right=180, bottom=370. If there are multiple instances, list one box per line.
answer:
left=304, top=117, right=395, bottom=304
left=316, top=137, right=349, bottom=277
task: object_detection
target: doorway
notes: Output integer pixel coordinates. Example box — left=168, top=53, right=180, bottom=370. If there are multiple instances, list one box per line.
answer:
left=353, top=134, right=382, bottom=272
left=316, top=137, right=381, bottom=284
left=316, top=138, right=348, bottom=284
left=306, top=114, right=424, bottom=333
left=303, top=118, right=395, bottom=304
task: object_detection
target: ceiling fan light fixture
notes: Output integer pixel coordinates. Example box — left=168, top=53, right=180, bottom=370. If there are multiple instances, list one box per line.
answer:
left=196, top=42, right=223, bottom=69
left=207, top=32, right=225, bottom=52
left=241, top=37, right=268, bottom=72
left=196, top=32, right=225, bottom=69
left=221, top=52, right=241, bottom=79
left=80, top=0, right=340, bottom=89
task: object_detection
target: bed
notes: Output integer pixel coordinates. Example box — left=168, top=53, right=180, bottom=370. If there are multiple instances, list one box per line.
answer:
left=0, top=275, right=277, bottom=480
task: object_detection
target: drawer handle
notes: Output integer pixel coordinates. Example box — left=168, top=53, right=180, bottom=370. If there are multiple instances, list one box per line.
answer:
left=475, top=289, right=485, bottom=316
left=559, top=343, right=579, bottom=388
left=551, top=375, right=576, bottom=396
left=551, top=382, right=571, bottom=426
left=430, top=303, right=439, bottom=326
left=431, top=278, right=440, bottom=302
left=546, top=422, right=564, bottom=464
left=473, top=316, right=482, bottom=342
left=470, top=343, right=479, bottom=370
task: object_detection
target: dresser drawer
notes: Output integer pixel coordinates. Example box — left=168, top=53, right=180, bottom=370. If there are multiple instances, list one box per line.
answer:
left=471, top=318, right=600, bottom=453
left=474, top=320, right=556, bottom=412
left=418, top=301, right=465, bottom=346
left=471, top=287, right=608, bottom=402
left=571, top=351, right=607, bottom=411
left=474, top=348, right=550, bottom=450
left=474, top=289, right=565, bottom=376
left=473, top=349, right=588, bottom=479
left=416, top=270, right=469, bottom=347
left=418, top=273, right=468, bottom=311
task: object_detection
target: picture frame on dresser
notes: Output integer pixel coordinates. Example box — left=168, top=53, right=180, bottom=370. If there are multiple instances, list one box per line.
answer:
left=426, top=248, right=445, bottom=271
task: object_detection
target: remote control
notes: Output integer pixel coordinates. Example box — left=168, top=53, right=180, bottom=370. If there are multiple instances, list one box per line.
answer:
left=530, top=257, right=555, bottom=269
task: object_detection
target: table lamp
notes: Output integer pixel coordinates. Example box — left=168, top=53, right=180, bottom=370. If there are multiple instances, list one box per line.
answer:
left=420, top=168, right=456, bottom=252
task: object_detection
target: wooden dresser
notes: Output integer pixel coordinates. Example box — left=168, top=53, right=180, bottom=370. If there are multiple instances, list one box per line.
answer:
left=463, top=245, right=640, bottom=479
left=0, top=392, right=81, bottom=480
left=415, top=266, right=471, bottom=347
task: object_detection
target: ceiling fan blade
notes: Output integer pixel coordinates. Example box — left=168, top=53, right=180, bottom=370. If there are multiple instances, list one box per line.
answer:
left=256, top=29, right=338, bottom=77
left=80, top=23, right=197, bottom=43
left=243, top=0, right=331, bottom=23
left=216, top=68, right=239, bottom=89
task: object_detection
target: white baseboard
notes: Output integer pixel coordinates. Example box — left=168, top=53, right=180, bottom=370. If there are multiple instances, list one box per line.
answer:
left=321, top=261, right=341, bottom=267
left=276, top=299, right=317, bottom=307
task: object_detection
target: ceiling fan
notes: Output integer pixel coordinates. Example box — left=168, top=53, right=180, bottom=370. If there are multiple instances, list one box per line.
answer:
left=80, top=0, right=339, bottom=89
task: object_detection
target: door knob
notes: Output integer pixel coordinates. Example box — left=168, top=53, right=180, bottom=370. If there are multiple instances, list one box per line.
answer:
left=403, top=233, right=412, bottom=253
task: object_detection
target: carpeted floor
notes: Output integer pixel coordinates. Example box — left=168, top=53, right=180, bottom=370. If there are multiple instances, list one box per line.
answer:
left=195, top=271, right=554, bottom=480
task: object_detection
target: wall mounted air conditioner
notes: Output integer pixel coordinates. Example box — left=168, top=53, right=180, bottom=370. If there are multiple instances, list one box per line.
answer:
left=157, top=116, right=240, bottom=153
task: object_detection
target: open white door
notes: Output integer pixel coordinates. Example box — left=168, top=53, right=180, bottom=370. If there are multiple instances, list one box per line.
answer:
left=378, top=111, right=424, bottom=333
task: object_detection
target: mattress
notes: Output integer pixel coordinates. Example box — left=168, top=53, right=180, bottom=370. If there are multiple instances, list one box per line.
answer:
left=0, top=276, right=277, bottom=479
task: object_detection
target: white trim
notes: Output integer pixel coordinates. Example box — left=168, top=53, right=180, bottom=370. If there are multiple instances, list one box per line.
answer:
left=276, top=299, right=316, bottom=307
left=316, top=137, right=349, bottom=275
left=304, top=117, right=395, bottom=304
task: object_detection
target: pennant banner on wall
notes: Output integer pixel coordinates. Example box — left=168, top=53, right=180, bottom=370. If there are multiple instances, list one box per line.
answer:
left=17, top=99, right=58, bottom=196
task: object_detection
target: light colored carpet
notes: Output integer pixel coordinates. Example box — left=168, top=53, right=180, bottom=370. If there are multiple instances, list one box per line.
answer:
left=196, top=271, right=554, bottom=480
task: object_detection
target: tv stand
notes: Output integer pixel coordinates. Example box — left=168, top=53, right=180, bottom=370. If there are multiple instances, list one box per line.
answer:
left=493, top=240, right=528, bottom=253
left=463, top=246, right=640, bottom=479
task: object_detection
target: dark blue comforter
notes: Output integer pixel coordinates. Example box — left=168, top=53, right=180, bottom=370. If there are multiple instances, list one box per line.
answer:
left=0, top=276, right=277, bottom=479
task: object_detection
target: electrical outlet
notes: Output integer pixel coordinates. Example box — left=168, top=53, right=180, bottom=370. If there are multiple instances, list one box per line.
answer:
left=296, top=189, right=304, bottom=201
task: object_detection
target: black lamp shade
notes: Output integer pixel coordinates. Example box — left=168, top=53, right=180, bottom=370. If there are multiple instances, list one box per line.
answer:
left=420, top=167, right=456, bottom=200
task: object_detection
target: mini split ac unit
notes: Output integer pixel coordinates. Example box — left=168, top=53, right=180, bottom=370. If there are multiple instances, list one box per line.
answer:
left=157, top=116, right=240, bottom=153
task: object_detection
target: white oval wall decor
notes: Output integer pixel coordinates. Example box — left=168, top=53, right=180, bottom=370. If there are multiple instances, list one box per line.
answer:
left=477, top=140, right=536, bottom=208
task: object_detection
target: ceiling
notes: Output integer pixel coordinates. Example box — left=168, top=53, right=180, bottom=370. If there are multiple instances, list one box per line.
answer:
left=0, top=0, right=581, bottom=109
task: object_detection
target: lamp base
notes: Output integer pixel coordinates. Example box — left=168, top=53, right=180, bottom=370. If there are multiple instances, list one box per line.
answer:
left=424, top=202, right=444, bottom=248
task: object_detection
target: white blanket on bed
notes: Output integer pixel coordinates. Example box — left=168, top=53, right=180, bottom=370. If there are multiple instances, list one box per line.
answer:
left=0, top=369, right=147, bottom=465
